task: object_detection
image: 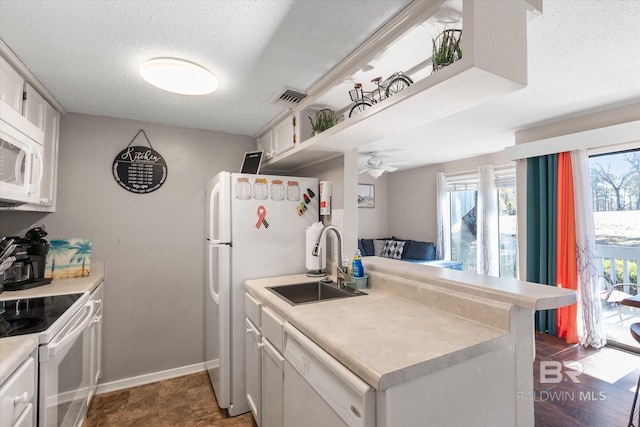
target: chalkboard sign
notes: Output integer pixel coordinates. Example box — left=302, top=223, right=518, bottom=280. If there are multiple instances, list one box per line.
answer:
left=112, top=130, right=167, bottom=194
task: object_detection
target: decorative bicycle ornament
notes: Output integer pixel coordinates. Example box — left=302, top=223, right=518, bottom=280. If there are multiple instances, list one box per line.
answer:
left=347, top=71, right=413, bottom=118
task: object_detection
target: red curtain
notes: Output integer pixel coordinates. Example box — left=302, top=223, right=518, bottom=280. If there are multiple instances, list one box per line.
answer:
left=556, top=152, right=578, bottom=343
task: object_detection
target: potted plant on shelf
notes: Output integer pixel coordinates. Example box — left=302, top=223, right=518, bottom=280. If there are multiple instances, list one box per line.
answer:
left=309, top=108, right=337, bottom=136
left=432, top=28, right=462, bottom=72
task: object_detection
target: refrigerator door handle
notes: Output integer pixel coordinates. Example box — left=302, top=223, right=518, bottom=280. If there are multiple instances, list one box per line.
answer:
left=209, top=242, right=231, bottom=304
left=207, top=172, right=231, bottom=243
left=208, top=246, right=220, bottom=304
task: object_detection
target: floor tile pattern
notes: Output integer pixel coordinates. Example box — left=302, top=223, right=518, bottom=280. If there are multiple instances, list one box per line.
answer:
left=85, top=371, right=257, bottom=427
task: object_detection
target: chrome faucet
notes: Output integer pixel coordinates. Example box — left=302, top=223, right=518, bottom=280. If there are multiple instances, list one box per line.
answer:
left=312, top=225, right=348, bottom=288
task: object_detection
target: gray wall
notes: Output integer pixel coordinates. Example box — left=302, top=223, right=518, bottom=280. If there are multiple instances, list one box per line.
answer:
left=357, top=173, right=389, bottom=239
left=1, top=113, right=254, bottom=383
left=387, top=151, right=512, bottom=244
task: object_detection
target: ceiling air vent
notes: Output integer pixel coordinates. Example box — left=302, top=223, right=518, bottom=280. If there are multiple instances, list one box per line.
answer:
left=271, top=87, right=307, bottom=107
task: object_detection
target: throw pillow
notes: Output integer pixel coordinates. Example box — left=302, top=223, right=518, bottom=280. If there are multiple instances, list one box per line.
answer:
left=402, top=240, right=436, bottom=261
left=381, top=240, right=406, bottom=259
left=373, top=239, right=387, bottom=257
left=361, top=239, right=375, bottom=256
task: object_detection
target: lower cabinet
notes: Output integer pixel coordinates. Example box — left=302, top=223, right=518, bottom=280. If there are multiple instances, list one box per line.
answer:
left=260, top=339, right=284, bottom=427
left=245, top=294, right=285, bottom=427
left=88, top=284, right=103, bottom=404
left=245, top=318, right=262, bottom=425
left=0, top=350, right=37, bottom=427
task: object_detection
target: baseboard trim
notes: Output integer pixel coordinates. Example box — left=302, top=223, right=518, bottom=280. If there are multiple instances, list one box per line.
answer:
left=95, top=362, right=208, bottom=395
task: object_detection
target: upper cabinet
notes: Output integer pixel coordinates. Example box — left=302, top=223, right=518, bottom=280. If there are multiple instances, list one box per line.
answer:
left=0, top=56, right=24, bottom=113
left=23, top=84, right=46, bottom=131
left=0, top=41, right=63, bottom=211
left=258, top=0, right=540, bottom=173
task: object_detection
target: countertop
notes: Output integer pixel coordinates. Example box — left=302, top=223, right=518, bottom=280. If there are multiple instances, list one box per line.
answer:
left=0, top=335, right=39, bottom=385
left=0, top=261, right=105, bottom=385
left=245, top=273, right=515, bottom=391
left=364, top=257, right=576, bottom=310
left=245, top=258, right=577, bottom=391
left=0, top=261, right=105, bottom=302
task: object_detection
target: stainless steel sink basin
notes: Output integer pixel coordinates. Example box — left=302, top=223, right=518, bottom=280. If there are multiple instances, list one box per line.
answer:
left=268, top=281, right=366, bottom=305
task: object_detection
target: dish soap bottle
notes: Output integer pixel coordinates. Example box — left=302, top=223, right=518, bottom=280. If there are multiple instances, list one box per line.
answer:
left=342, top=256, right=351, bottom=277
left=352, top=250, right=364, bottom=278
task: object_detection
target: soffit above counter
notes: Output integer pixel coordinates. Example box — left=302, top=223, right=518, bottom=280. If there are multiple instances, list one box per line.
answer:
left=260, top=0, right=537, bottom=174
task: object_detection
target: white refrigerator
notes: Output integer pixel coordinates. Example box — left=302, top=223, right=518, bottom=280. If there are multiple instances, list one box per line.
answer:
left=205, top=171, right=319, bottom=416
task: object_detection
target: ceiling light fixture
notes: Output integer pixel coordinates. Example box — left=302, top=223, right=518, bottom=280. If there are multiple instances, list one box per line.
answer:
left=139, top=58, right=218, bottom=95
left=367, top=168, right=385, bottom=179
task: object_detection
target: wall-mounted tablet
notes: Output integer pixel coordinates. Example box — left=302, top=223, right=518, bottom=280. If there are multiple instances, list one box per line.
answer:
left=240, top=151, right=264, bottom=174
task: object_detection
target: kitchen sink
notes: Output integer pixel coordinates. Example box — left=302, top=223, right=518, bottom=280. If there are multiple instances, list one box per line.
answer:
left=268, top=280, right=366, bottom=305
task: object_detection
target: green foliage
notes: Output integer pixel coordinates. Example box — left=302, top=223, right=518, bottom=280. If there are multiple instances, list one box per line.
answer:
left=603, top=259, right=638, bottom=284
left=308, top=109, right=337, bottom=134
left=432, top=29, right=462, bottom=71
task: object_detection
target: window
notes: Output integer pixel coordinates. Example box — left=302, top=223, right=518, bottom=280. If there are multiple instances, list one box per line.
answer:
left=497, top=174, right=518, bottom=279
left=589, top=148, right=639, bottom=350
left=445, top=166, right=517, bottom=278
left=449, top=188, right=478, bottom=273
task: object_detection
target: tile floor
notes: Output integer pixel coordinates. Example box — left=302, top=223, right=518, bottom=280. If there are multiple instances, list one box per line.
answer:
left=84, top=371, right=257, bottom=427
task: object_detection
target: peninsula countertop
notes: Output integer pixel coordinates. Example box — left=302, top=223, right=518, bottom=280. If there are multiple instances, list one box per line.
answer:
left=245, top=273, right=515, bottom=391
left=245, top=258, right=576, bottom=391
left=0, top=262, right=105, bottom=385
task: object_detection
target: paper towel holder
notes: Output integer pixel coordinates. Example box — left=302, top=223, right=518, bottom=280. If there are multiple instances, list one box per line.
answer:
left=306, top=246, right=326, bottom=277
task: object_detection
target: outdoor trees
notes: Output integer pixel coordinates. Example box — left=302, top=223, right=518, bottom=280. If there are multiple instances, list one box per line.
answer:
left=590, top=152, right=639, bottom=212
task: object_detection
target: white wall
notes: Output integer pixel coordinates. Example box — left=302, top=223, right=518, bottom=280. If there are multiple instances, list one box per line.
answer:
left=0, top=113, right=255, bottom=383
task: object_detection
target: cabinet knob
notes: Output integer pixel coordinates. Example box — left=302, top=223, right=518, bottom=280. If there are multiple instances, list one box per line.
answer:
left=246, top=328, right=253, bottom=334
left=13, top=391, right=29, bottom=405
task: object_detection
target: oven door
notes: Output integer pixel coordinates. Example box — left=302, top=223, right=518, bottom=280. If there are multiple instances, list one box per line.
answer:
left=39, top=298, right=96, bottom=427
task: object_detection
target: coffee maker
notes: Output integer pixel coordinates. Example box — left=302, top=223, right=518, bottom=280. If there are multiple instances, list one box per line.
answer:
left=1, top=225, right=53, bottom=292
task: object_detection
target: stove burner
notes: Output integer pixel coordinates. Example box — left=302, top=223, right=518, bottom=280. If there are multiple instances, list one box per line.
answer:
left=0, top=316, right=44, bottom=337
left=0, top=293, right=82, bottom=338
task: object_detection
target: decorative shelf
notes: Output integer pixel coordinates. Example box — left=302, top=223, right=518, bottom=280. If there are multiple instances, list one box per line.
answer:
left=260, top=0, right=537, bottom=174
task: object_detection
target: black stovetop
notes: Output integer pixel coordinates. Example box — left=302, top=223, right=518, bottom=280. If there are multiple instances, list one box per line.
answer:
left=0, top=293, right=83, bottom=338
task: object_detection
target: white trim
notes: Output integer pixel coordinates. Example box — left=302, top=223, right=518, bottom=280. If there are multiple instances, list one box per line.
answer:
left=94, top=361, right=209, bottom=395
left=506, top=120, right=640, bottom=161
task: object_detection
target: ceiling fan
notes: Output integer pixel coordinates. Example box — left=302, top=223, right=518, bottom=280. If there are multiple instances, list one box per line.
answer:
left=358, top=154, right=409, bottom=178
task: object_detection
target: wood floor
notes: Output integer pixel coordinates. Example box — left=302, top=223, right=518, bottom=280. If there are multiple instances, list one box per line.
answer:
left=86, top=333, right=640, bottom=426
left=534, top=332, right=639, bottom=427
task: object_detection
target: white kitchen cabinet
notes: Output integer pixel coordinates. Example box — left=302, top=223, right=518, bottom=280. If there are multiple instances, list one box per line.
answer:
left=0, top=53, right=60, bottom=211
left=88, top=284, right=103, bottom=404
left=23, top=84, right=46, bottom=131
left=0, top=351, right=37, bottom=427
left=261, top=338, right=284, bottom=427
left=244, top=294, right=286, bottom=427
left=256, top=130, right=275, bottom=160
left=260, top=306, right=285, bottom=427
left=245, top=318, right=262, bottom=426
left=0, top=56, right=24, bottom=114
left=36, top=102, right=59, bottom=208
left=273, top=115, right=295, bottom=156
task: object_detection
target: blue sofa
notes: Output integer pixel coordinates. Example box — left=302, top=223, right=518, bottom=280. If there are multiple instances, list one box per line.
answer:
left=358, top=238, right=463, bottom=271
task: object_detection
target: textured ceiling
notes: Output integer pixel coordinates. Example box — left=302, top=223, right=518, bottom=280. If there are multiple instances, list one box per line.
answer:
left=0, top=0, right=410, bottom=136
left=1, top=0, right=639, bottom=171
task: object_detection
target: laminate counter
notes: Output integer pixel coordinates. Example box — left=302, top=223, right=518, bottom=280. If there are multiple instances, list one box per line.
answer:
left=245, top=257, right=576, bottom=426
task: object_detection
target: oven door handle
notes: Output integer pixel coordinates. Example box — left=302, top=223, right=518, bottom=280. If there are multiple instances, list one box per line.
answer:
left=46, top=300, right=95, bottom=359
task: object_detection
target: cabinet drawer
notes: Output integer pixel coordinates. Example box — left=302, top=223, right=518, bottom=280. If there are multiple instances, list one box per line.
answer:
left=0, top=356, right=35, bottom=427
left=261, top=307, right=284, bottom=353
left=245, top=293, right=262, bottom=327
